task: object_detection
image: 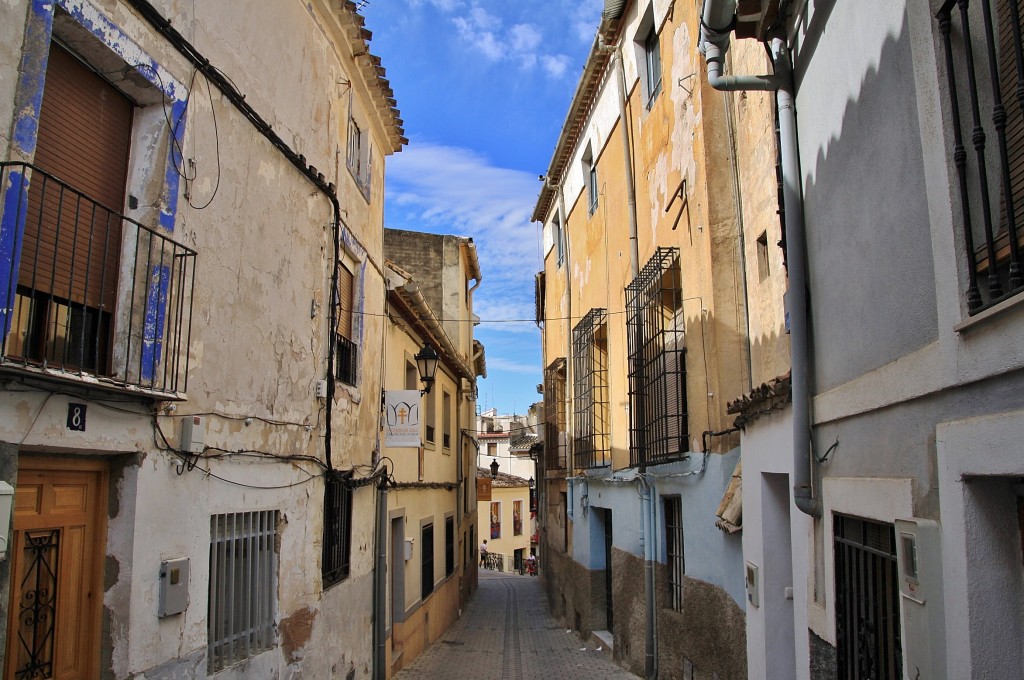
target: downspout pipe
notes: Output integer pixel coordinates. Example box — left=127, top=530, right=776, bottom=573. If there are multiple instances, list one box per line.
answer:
left=126, top=0, right=344, bottom=471
left=372, top=469, right=389, bottom=680
left=698, top=0, right=819, bottom=517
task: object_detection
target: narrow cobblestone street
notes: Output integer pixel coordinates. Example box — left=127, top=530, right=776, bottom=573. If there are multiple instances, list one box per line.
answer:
left=394, top=570, right=639, bottom=680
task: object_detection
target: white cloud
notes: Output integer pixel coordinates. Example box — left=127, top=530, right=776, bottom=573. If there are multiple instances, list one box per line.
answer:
left=484, top=355, right=541, bottom=375
left=444, top=7, right=569, bottom=78
left=572, top=0, right=604, bottom=43
left=386, top=142, right=544, bottom=335
left=540, top=54, right=570, bottom=79
left=510, top=23, right=542, bottom=52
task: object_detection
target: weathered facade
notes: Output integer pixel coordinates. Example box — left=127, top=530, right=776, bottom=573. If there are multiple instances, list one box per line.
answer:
left=532, top=0, right=779, bottom=677
left=0, top=0, right=403, bottom=677
left=381, top=229, right=484, bottom=677
left=476, top=468, right=532, bottom=574
left=697, top=1, right=1024, bottom=678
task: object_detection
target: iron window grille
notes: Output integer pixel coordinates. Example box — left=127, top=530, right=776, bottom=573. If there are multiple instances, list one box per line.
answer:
left=572, top=308, right=611, bottom=469
left=0, top=162, right=197, bottom=395
left=421, top=522, right=435, bottom=599
left=664, top=497, right=684, bottom=611
left=544, top=358, right=568, bottom=471
left=322, top=473, right=353, bottom=588
left=445, top=516, right=455, bottom=577
left=208, top=510, right=278, bottom=673
left=335, top=334, right=357, bottom=386
left=834, top=515, right=903, bottom=680
left=626, top=247, right=688, bottom=468
left=937, top=0, right=1024, bottom=312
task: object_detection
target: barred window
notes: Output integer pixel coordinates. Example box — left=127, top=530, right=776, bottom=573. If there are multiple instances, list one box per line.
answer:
left=626, top=247, right=688, bottom=467
left=322, top=474, right=353, bottom=588
left=572, top=308, right=611, bottom=469
left=664, top=497, right=684, bottom=611
left=544, top=358, right=567, bottom=471
left=208, top=510, right=278, bottom=673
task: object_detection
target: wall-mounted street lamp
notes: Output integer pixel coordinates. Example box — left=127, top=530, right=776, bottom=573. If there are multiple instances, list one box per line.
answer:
left=414, top=345, right=440, bottom=395
left=528, top=476, right=535, bottom=489
left=490, top=458, right=500, bottom=479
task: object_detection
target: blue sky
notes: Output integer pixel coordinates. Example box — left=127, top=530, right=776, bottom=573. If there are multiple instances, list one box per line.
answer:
left=362, top=0, right=603, bottom=415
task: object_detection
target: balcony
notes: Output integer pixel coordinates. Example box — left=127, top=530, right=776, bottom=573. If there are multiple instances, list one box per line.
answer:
left=938, top=0, right=1024, bottom=312
left=0, top=162, right=196, bottom=397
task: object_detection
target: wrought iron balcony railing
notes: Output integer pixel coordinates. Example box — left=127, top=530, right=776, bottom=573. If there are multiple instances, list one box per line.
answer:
left=938, top=0, right=1024, bottom=312
left=0, top=162, right=196, bottom=396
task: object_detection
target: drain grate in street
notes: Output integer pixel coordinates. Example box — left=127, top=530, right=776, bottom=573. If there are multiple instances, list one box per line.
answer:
left=441, top=640, right=465, bottom=646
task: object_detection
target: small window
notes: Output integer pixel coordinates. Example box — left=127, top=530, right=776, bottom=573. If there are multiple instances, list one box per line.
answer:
left=209, top=511, right=279, bottom=672
left=443, top=390, right=452, bottom=450
left=421, top=522, right=435, bottom=599
left=583, top=144, right=599, bottom=215
left=335, top=263, right=358, bottom=385
left=757, top=231, right=771, bottom=282
left=487, top=442, right=497, bottom=457
left=445, top=516, right=455, bottom=576
left=636, top=6, right=662, bottom=110
left=553, top=213, right=565, bottom=267
left=665, top=497, right=684, bottom=611
left=425, top=388, right=436, bottom=445
left=643, top=27, right=662, bottom=109
left=346, top=114, right=373, bottom=200
left=322, top=475, right=353, bottom=588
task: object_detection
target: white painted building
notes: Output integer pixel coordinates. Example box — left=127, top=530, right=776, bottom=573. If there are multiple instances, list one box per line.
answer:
left=0, top=0, right=404, bottom=677
left=698, top=1, right=1024, bottom=678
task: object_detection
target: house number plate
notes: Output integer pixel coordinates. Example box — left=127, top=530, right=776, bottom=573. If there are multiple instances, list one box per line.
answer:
left=67, top=403, right=87, bottom=431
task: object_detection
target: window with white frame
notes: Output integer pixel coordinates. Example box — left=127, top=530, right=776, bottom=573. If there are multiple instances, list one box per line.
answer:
left=208, top=510, right=278, bottom=673
left=443, top=389, right=452, bottom=450
left=346, top=111, right=373, bottom=200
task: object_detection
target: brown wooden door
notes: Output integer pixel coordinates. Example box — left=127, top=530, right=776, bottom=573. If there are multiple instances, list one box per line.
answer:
left=4, top=461, right=107, bottom=680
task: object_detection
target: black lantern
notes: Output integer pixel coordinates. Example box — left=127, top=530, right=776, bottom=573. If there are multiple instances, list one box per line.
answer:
left=490, top=458, right=499, bottom=478
left=528, top=476, right=535, bottom=488
left=414, top=344, right=440, bottom=394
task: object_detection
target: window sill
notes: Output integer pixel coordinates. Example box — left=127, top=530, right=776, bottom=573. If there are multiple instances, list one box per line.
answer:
left=954, top=290, right=1024, bottom=334
left=346, top=164, right=372, bottom=203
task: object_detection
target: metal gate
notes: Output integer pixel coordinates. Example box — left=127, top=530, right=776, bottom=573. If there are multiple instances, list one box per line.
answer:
left=834, top=515, right=903, bottom=679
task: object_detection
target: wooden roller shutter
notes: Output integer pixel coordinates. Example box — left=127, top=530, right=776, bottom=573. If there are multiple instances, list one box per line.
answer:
left=21, top=43, right=133, bottom=309
left=337, top=264, right=354, bottom=339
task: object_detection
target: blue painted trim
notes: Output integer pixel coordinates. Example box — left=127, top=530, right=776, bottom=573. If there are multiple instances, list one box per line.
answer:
left=10, top=0, right=55, bottom=158
left=160, top=99, right=186, bottom=231
left=0, top=172, right=30, bottom=338
left=141, top=264, right=170, bottom=382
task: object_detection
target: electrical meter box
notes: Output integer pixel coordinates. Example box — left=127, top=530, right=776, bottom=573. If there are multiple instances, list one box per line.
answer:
left=159, top=557, right=190, bottom=617
left=895, top=518, right=946, bottom=680
left=745, top=561, right=760, bottom=608
left=180, top=415, right=206, bottom=453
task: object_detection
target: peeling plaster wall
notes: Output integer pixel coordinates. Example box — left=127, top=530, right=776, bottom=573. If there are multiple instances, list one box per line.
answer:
left=0, top=0, right=396, bottom=677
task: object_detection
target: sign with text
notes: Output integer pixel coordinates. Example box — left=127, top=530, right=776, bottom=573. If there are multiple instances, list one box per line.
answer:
left=384, top=390, right=421, bottom=448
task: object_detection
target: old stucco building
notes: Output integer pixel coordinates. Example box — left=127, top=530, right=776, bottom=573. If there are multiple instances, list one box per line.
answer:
left=0, top=0, right=404, bottom=677
left=382, top=228, right=485, bottom=677
left=532, top=0, right=780, bottom=677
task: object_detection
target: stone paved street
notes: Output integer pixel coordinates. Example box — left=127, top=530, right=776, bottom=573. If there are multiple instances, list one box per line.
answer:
left=393, top=570, right=639, bottom=680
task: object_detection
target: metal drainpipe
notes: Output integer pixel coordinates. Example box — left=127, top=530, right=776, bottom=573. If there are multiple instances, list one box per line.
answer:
left=608, top=35, right=654, bottom=679
left=698, top=0, right=819, bottom=517
left=373, top=470, right=389, bottom=680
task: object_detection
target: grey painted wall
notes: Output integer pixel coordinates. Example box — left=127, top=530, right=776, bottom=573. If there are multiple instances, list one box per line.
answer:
left=798, top=8, right=938, bottom=393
